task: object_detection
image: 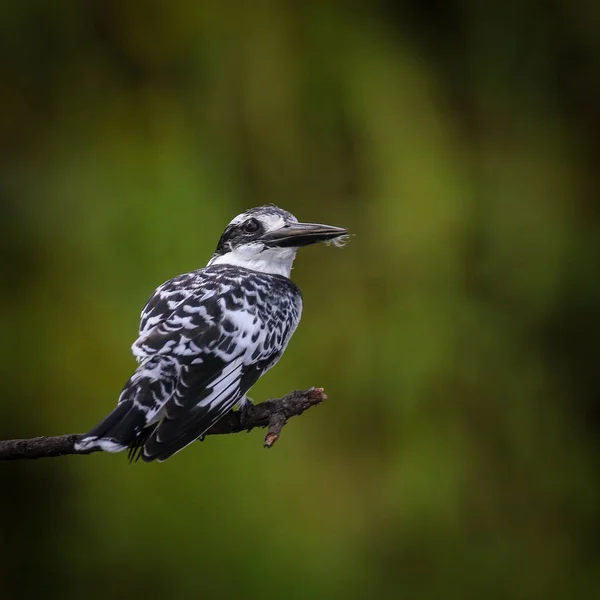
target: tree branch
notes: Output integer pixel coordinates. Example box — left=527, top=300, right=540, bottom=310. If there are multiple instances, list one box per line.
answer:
left=0, top=387, right=327, bottom=461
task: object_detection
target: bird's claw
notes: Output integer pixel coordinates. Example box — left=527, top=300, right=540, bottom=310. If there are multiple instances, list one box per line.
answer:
left=239, top=396, right=254, bottom=431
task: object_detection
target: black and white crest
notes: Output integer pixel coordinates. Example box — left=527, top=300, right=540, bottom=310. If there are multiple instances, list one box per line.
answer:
left=76, top=205, right=347, bottom=462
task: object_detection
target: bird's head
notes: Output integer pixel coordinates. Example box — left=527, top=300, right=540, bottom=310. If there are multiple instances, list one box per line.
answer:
left=207, top=204, right=348, bottom=277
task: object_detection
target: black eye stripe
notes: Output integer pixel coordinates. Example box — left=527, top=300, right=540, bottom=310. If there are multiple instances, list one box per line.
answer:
left=214, top=218, right=263, bottom=255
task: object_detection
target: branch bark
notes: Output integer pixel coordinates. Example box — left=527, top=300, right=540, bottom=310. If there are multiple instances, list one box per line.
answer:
left=0, top=387, right=327, bottom=461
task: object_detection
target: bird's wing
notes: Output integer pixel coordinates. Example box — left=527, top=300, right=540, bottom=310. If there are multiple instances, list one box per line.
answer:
left=131, top=270, right=280, bottom=462
left=138, top=271, right=207, bottom=340
left=142, top=354, right=273, bottom=462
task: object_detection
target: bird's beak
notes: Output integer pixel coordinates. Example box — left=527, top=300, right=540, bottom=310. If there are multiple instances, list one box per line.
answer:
left=262, top=222, right=348, bottom=248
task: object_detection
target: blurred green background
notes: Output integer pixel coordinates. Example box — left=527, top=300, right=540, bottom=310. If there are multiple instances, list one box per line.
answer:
left=1, top=1, right=599, bottom=599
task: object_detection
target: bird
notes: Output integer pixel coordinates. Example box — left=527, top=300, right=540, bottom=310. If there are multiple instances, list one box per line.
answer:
left=75, top=204, right=348, bottom=462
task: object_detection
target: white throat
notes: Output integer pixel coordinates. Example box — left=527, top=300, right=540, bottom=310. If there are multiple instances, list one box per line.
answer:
left=208, top=245, right=297, bottom=278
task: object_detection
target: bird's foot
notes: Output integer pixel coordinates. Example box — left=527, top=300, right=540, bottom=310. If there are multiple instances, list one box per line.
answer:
left=238, top=396, right=254, bottom=432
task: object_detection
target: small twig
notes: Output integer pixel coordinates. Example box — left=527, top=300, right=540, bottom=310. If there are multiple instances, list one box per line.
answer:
left=0, top=388, right=327, bottom=461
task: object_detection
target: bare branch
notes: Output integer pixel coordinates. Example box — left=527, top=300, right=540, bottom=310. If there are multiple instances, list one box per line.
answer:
left=0, top=388, right=327, bottom=461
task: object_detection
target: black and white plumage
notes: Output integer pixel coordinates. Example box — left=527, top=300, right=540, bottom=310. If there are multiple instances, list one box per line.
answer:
left=76, top=205, right=347, bottom=462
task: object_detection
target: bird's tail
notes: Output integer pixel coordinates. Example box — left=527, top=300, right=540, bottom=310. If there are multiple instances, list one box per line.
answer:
left=75, top=399, right=150, bottom=455
left=75, top=357, right=177, bottom=458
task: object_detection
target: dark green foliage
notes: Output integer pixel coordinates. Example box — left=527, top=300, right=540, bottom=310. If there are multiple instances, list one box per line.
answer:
left=1, top=2, right=599, bottom=599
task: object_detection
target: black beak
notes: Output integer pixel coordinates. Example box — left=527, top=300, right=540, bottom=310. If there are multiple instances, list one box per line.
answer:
left=262, top=222, right=348, bottom=248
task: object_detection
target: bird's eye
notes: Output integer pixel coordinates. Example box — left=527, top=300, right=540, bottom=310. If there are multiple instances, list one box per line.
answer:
left=243, top=218, right=260, bottom=233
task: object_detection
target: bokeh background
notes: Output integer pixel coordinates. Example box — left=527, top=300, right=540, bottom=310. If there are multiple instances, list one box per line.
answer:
left=1, top=1, right=599, bottom=599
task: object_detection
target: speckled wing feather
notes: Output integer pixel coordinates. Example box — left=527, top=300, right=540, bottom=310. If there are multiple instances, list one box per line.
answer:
left=133, top=265, right=302, bottom=462
left=77, top=265, right=301, bottom=460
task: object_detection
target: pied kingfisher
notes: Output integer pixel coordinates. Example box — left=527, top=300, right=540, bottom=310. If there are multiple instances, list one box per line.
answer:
left=76, top=205, right=347, bottom=462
